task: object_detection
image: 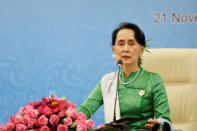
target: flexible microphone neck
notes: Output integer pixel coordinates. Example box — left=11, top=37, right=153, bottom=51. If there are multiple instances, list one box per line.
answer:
left=113, top=60, right=122, bottom=122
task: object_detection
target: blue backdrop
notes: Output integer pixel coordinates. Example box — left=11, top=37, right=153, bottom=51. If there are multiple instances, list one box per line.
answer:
left=0, top=0, right=196, bottom=127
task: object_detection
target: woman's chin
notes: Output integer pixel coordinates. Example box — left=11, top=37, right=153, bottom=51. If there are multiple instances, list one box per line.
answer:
left=122, top=61, right=132, bottom=66
left=122, top=61, right=137, bottom=67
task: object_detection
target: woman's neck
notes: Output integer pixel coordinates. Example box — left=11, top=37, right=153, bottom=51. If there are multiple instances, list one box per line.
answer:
left=122, top=64, right=139, bottom=79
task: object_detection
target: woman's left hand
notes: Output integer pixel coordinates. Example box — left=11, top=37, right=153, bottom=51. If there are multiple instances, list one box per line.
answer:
left=145, top=119, right=161, bottom=131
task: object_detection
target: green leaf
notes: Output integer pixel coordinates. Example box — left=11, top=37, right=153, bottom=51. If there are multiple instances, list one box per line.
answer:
left=145, top=39, right=151, bottom=43
left=69, top=122, right=76, bottom=128
left=145, top=49, right=152, bottom=54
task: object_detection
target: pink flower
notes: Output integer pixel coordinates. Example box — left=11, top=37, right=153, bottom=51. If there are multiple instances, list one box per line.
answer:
left=37, top=115, right=48, bottom=126
left=75, top=120, right=83, bottom=125
left=27, top=101, right=37, bottom=107
left=49, top=114, right=60, bottom=126
left=58, top=111, right=66, bottom=117
left=42, top=97, right=50, bottom=103
left=85, top=120, right=95, bottom=129
left=6, top=122, right=15, bottom=130
left=96, top=124, right=106, bottom=129
left=30, top=109, right=39, bottom=118
left=40, top=126, right=50, bottom=131
left=28, top=128, right=41, bottom=131
left=23, top=115, right=30, bottom=125
left=14, top=113, right=24, bottom=124
left=58, top=101, right=67, bottom=112
left=37, top=104, right=45, bottom=114
left=0, top=96, right=97, bottom=131
left=76, top=112, right=86, bottom=124
left=43, top=106, right=53, bottom=116
left=0, top=124, right=7, bottom=131
left=16, top=124, right=27, bottom=131
left=63, top=117, right=72, bottom=126
left=9, top=115, right=15, bottom=123
left=25, top=105, right=34, bottom=110
left=28, top=118, right=36, bottom=128
left=19, top=107, right=26, bottom=113
left=76, top=124, right=87, bottom=131
left=57, top=124, right=68, bottom=131
left=24, top=105, right=34, bottom=114
left=51, top=107, right=59, bottom=113
left=67, top=101, right=75, bottom=110
left=66, top=109, right=78, bottom=119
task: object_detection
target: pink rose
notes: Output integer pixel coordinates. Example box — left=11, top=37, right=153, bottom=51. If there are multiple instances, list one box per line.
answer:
left=40, top=126, right=50, bottom=131
left=58, top=111, right=66, bottom=117
left=25, top=105, right=34, bottom=110
left=57, top=124, right=68, bottom=131
left=30, top=109, right=39, bottom=118
left=66, top=109, right=78, bottom=119
left=14, top=113, right=24, bottom=124
left=23, top=115, right=30, bottom=125
left=67, top=101, right=75, bottom=110
left=27, top=101, right=37, bottom=107
left=24, top=105, right=34, bottom=116
left=16, top=124, right=27, bottom=131
left=29, top=128, right=40, bottom=131
left=51, top=107, right=59, bottom=113
left=96, top=124, right=106, bottom=129
left=58, top=101, right=67, bottom=111
left=0, top=124, right=7, bottom=131
left=85, top=120, right=95, bottom=129
left=76, top=124, right=87, bottom=131
left=19, top=107, right=26, bottom=113
left=6, top=122, right=15, bottom=130
left=49, top=114, right=60, bottom=126
left=76, top=112, right=86, bottom=123
left=28, top=118, right=36, bottom=128
left=38, top=115, right=48, bottom=126
left=63, top=117, right=72, bottom=126
left=43, top=106, right=53, bottom=116
left=75, top=120, right=83, bottom=125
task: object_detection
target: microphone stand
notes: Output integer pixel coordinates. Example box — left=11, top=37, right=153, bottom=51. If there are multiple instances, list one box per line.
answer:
left=107, top=60, right=131, bottom=131
left=113, top=63, right=121, bottom=122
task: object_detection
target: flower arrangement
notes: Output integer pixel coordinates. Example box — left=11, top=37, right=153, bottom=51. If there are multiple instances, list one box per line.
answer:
left=0, top=94, right=98, bottom=131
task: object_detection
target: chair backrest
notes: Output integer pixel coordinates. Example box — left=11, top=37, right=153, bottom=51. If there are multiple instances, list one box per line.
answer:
left=142, top=48, right=197, bottom=131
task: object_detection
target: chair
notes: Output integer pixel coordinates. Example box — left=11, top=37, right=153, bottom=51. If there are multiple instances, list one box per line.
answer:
left=142, top=48, right=197, bottom=131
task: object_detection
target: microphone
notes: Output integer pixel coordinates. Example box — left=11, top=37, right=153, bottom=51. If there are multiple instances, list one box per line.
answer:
left=113, top=59, right=123, bottom=122
left=117, top=59, right=123, bottom=67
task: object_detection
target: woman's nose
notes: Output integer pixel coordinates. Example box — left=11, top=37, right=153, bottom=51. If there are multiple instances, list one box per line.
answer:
left=123, top=44, right=129, bottom=52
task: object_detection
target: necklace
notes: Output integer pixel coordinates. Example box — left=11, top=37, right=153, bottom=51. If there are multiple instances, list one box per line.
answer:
left=119, top=68, right=141, bottom=85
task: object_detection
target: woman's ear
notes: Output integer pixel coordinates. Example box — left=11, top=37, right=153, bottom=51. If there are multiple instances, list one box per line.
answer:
left=139, top=46, right=145, bottom=57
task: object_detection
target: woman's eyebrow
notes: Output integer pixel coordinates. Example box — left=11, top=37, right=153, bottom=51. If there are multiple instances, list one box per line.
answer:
left=128, top=39, right=136, bottom=42
left=116, top=39, right=124, bottom=43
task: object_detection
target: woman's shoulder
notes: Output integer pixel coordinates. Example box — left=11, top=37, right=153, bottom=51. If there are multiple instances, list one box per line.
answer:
left=141, top=67, right=164, bottom=84
left=141, top=67, right=161, bottom=78
left=101, top=72, right=117, bottom=81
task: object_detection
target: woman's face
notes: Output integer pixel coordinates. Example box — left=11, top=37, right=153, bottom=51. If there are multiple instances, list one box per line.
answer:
left=112, top=28, right=144, bottom=67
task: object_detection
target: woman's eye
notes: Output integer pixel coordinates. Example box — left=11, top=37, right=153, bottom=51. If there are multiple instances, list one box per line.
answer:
left=129, top=42, right=134, bottom=45
left=118, top=42, right=124, bottom=45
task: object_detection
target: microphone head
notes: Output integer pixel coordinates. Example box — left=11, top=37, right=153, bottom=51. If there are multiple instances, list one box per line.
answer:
left=117, top=59, right=123, bottom=67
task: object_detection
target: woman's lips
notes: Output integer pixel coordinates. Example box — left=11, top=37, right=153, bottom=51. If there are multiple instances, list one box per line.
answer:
left=122, top=56, right=131, bottom=59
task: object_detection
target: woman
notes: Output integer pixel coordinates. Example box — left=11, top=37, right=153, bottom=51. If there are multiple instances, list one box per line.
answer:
left=77, top=22, right=174, bottom=131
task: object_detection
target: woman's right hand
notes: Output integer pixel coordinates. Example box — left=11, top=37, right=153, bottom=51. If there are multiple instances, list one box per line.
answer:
left=145, top=119, right=161, bottom=131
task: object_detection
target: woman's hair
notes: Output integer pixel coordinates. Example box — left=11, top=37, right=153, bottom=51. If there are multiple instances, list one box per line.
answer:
left=112, top=22, right=146, bottom=47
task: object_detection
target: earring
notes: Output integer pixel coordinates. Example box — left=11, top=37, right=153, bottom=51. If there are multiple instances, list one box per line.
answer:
left=138, top=57, right=142, bottom=66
